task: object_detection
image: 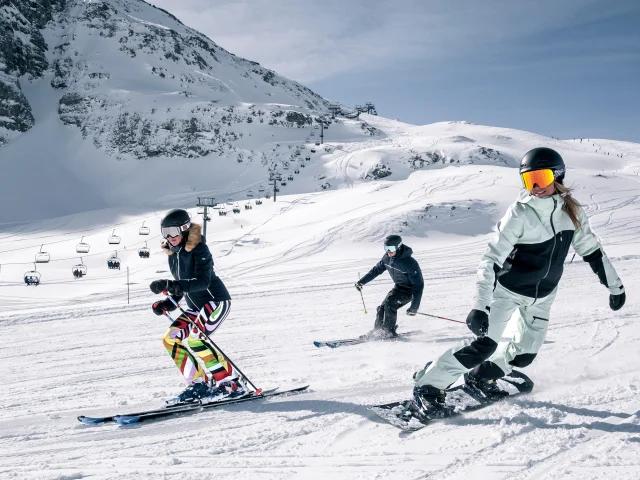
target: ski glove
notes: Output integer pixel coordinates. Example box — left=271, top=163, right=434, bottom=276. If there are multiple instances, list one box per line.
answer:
left=150, top=279, right=184, bottom=296
left=610, top=292, right=626, bottom=311
left=406, top=307, right=417, bottom=316
left=152, top=299, right=177, bottom=316
left=466, top=309, right=489, bottom=336
left=355, top=282, right=363, bottom=291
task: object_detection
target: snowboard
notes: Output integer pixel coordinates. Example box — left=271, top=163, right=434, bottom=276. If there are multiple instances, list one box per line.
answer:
left=369, top=370, right=534, bottom=431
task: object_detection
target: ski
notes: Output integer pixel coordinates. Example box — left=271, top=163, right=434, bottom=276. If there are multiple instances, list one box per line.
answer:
left=369, top=370, right=534, bottom=432
left=314, top=330, right=422, bottom=349
left=115, top=385, right=309, bottom=425
left=78, top=386, right=285, bottom=425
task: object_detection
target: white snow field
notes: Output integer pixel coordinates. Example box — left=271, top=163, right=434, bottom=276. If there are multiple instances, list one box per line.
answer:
left=1, top=118, right=640, bottom=479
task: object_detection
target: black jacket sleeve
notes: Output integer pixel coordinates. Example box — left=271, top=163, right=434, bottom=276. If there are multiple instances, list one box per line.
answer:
left=359, top=258, right=386, bottom=285
left=406, top=257, right=424, bottom=310
left=177, top=243, right=213, bottom=293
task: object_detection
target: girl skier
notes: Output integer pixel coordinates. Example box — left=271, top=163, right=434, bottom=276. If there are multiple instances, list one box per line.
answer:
left=150, top=208, right=246, bottom=404
left=413, top=147, right=626, bottom=411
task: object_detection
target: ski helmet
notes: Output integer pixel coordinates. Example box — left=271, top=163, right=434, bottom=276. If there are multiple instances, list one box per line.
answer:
left=384, top=235, right=403, bottom=252
left=161, top=209, right=191, bottom=238
left=519, top=147, right=565, bottom=184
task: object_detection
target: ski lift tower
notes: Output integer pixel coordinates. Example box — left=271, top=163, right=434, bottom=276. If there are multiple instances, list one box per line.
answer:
left=328, top=103, right=341, bottom=119
left=365, top=102, right=378, bottom=115
left=268, top=173, right=280, bottom=202
left=197, top=197, right=217, bottom=241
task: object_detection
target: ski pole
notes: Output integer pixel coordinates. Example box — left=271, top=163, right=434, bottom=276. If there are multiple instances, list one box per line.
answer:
left=357, top=273, right=367, bottom=314
left=416, top=311, right=466, bottom=325
left=164, top=294, right=260, bottom=393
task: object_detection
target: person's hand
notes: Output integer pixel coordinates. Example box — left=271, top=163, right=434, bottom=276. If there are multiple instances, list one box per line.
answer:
left=166, top=280, right=184, bottom=296
left=152, top=299, right=176, bottom=316
left=466, top=309, right=489, bottom=336
left=355, top=282, right=363, bottom=292
left=150, top=279, right=168, bottom=294
left=610, top=292, right=626, bottom=311
left=406, top=307, right=417, bottom=316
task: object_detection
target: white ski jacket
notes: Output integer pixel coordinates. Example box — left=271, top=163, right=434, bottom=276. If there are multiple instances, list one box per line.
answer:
left=473, top=189, right=624, bottom=311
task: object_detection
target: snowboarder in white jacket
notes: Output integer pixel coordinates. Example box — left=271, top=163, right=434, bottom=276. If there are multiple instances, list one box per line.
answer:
left=413, top=147, right=626, bottom=409
left=356, top=235, right=424, bottom=337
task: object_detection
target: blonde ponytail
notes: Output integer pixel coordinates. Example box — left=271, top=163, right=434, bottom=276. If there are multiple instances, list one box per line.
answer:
left=555, top=182, right=581, bottom=229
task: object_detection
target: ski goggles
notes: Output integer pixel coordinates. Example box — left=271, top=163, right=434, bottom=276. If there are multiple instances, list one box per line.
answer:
left=520, top=168, right=563, bottom=191
left=161, top=222, right=190, bottom=239
left=384, top=244, right=400, bottom=253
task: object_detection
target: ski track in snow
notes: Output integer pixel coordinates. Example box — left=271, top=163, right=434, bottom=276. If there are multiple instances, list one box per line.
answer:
left=1, top=120, right=640, bottom=479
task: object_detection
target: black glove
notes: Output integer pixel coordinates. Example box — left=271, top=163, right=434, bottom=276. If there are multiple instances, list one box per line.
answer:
left=152, top=299, right=177, bottom=316
left=150, top=279, right=168, bottom=294
left=610, top=292, right=625, bottom=311
left=355, top=282, right=363, bottom=291
left=406, top=307, right=417, bottom=316
left=466, top=309, right=489, bottom=336
left=166, top=280, right=184, bottom=296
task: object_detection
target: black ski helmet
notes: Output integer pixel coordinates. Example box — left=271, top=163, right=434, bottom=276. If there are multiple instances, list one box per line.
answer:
left=384, top=235, right=403, bottom=249
left=519, top=147, right=566, bottom=184
left=161, top=208, right=190, bottom=228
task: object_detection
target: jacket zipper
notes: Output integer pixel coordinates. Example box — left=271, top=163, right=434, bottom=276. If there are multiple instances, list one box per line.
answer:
left=176, top=247, right=194, bottom=307
left=533, top=197, right=557, bottom=304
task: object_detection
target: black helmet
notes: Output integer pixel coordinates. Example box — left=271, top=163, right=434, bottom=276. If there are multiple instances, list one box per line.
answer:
left=384, top=235, right=403, bottom=248
left=161, top=209, right=191, bottom=239
left=520, top=147, right=565, bottom=183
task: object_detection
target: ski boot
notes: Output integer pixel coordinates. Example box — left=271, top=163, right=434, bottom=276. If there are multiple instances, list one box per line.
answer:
left=363, top=327, right=397, bottom=340
left=166, top=381, right=216, bottom=406
left=208, top=376, right=249, bottom=401
left=463, top=371, right=509, bottom=402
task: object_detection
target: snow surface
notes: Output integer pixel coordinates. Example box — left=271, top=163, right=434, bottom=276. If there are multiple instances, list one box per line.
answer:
left=1, top=118, right=640, bottom=479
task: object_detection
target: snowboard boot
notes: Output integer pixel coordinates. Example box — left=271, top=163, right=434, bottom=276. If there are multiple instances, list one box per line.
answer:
left=411, top=384, right=452, bottom=419
left=464, top=371, right=509, bottom=401
left=166, top=381, right=216, bottom=405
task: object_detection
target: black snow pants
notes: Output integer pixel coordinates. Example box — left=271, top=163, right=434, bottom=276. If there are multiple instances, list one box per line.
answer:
left=375, top=287, right=413, bottom=332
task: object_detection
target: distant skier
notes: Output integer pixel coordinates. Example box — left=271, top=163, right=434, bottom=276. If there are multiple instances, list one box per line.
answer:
left=355, top=235, right=424, bottom=338
left=149, top=209, right=246, bottom=405
left=412, top=147, right=626, bottom=414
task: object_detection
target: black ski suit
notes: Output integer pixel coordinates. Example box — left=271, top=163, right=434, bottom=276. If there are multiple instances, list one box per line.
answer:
left=358, top=245, right=424, bottom=332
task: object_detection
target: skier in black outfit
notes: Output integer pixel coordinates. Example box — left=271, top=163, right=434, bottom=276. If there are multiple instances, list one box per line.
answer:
left=356, top=235, right=424, bottom=338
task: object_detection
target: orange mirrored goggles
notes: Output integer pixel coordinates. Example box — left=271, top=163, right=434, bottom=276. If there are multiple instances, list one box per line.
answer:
left=520, top=169, right=555, bottom=191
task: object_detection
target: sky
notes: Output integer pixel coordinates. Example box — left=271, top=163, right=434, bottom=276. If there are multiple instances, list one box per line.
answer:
left=149, top=0, right=640, bottom=142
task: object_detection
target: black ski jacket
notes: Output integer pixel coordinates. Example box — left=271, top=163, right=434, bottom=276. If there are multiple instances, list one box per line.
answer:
left=161, top=223, right=231, bottom=311
left=358, top=245, right=424, bottom=310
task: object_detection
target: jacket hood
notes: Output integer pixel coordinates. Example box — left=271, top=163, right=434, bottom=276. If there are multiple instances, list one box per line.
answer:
left=396, top=244, right=413, bottom=259
left=161, top=223, right=202, bottom=255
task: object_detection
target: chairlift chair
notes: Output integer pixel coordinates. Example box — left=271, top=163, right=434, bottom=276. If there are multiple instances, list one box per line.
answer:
left=108, top=252, right=121, bottom=270
left=76, top=237, right=90, bottom=254
left=310, top=132, right=315, bottom=137
left=258, top=186, right=265, bottom=193
left=197, top=206, right=206, bottom=215
left=295, top=169, right=300, bottom=174
left=315, top=142, right=320, bottom=146
left=281, top=181, right=287, bottom=186
left=24, top=264, right=41, bottom=286
left=108, top=229, right=121, bottom=245
left=35, top=244, right=50, bottom=264
left=247, top=190, right=254, bottom=197
left=138, top=242, right=150, bottom=259
left=226, top=198, right=233, bottom=205
left=288, top=175, right=294, bottom=181
left=265, top=193, right=271, bottom=199
left=204, top=214, right=211, bottom=221
left=232, top=207, right=241, bottom=214
left=218, top=209, right=227, bottom=216
left=256, top=199, right=263, bottom=205
left=139, top=221, right=150, bottom=235
left=72, top=258, right=88, bottom=278
left=310, top=148, right=316, bottom=153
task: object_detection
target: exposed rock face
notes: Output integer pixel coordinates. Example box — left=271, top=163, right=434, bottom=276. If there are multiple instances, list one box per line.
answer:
left=0, top=0, right=66, bottom=144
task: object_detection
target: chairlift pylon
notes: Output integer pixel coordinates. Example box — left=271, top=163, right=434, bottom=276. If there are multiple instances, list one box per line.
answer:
left=72, top=258, right=87, bottom=278
left=139, top=221, right=150, bottom=236
left=108, top=229, right=121, bottom=245
left=24, top=263, right=41, bottom=286
left=76, top=236, right=90, bottom=254
left=35, top=244, right=50, bottom=264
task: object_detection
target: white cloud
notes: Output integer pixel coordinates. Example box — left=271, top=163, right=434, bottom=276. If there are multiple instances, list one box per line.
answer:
left=148, top=0, right=626, bottom=83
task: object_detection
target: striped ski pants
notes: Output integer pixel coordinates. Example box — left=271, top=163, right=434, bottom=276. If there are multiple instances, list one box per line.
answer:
left=162, top=300, right=233, bottom=384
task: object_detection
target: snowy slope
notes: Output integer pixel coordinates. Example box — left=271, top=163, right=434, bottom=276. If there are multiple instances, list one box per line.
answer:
left=1, top=117, right=640, bottom=479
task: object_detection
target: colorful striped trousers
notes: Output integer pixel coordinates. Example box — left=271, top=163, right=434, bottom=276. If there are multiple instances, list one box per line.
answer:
left=163, top=300, right=233, bottom=384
